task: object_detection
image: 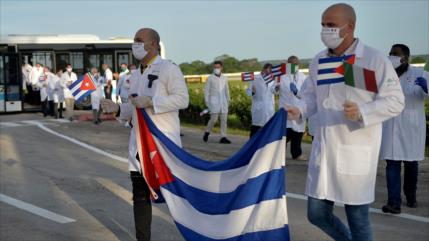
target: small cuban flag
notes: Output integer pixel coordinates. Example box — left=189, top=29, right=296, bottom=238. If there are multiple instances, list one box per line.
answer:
left=272, top=63, right=298, bottom=77
left=339, top=62, right=378, bottom=93
left=317, top=54, right=355, bottom=86
left=263, top=73, right=275, bottom=85
left=241, top=72, right=255, bottom=82
left=272, top=63, right=286, bottom=77
left=68, top=73, right=97, bottom=102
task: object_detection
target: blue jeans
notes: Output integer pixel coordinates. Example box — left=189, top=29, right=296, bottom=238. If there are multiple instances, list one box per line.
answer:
left=307, top=197, right=372, bottom=241
left=386, top=160, right=418, bottom=207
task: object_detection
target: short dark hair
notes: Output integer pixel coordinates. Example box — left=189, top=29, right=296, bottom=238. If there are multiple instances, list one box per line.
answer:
left=65, top=63, right=72, bottom=67
left=392, top=44, right=410, bottom=58
left=213, top=60, right=223, bottom=66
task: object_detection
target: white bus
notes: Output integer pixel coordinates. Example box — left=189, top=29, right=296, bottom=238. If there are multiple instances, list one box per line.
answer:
left=0, top=34, right=165, bottom=112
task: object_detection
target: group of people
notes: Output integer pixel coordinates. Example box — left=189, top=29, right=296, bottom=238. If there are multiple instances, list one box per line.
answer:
left=58, top=2, right=427, bottom=241
left=22, top=62, right=77, bottom=120
left=22, top=61, right=139, bottom=125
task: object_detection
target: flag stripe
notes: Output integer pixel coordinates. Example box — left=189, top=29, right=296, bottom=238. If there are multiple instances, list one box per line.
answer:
left=352, top=64, right=366, bottom=90
left=318, top=68, right=338, bottom=75
left=363, top=68, right=378, bottom=93
left=142, top=109, right=286, bottom=171
left=75, top=90, right=91, bottom=102
left=161, top=168, right=285, bottom=215
left=317, top=77, right=344, bottom=86
left=155, top=137, right=285, bottom=193
left=161, top=189, right=288, bottom=240
left=175, top=221, right=290, bottom=241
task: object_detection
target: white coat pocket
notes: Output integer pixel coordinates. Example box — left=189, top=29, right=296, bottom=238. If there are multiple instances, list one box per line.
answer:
left=336, top=145, right=371, bottom=175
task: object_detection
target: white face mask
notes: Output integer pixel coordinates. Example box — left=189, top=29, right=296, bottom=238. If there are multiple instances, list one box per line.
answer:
left=320, top=25, right=347, bottom=49
left=214, top=68, right=221, bottom=75
left=388, top=55, right=402, bottom=69
left=132, top=42, right=148, bottom=60
left=66, top=68, right=72, bottom=72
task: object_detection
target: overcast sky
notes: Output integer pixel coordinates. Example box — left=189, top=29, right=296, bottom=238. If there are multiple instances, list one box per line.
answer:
left=1, top=0, right=428, bottom=63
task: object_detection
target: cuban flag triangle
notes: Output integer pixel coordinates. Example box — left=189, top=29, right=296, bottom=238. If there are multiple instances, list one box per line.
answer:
left=317, top=54, right=355, bottom=86
left=68, top=73, right=97, bottom=102
left=241, top=72, right=255, bottom=82
left=271, top=63, right=286, bottom=77
left=134, top=108, right=290, bottom=241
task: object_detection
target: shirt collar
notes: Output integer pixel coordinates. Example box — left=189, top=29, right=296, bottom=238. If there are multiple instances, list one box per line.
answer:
left=327, top=38, right=363, bottom=58
left=140, top=55, right=161, bottom=74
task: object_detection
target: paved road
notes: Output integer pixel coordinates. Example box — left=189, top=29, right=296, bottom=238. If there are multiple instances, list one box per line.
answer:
left=1, top=112, right=428, bottom=241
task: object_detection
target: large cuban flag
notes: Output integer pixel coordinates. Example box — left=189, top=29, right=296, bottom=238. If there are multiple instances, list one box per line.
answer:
left=134, top=108, right=290, bottom=241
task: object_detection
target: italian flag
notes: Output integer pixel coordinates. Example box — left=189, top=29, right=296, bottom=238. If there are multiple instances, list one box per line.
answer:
left=338, top=62, right=378, bottom=93
left=286, top=63, right=298, bottom=74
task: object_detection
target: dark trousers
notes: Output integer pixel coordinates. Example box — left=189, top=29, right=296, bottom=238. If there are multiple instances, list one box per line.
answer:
left=286, top=128, right=303, bottom=159
left=48, top=100, right=55, bottom=116
left=249, top=125, right=262, bottom=137
left=130, top=171, right=152, bottom=241
left=386, top=160, right=418, bottom=208
left=41, top=100, right=49, bottom=116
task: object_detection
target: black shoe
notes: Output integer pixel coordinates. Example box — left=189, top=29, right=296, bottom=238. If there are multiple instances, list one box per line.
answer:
left=203, top=132, right=209, bottom=142
left=220, top=137, right=231, bottom=144
left=97, top=119, right=102, bottom=123
left=406, top=201, right=417, bottom=208
left=382, top=204, right=401, bottom=214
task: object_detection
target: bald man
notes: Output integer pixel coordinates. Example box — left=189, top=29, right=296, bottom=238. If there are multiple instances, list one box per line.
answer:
left=101, top=28, right=189, bottom=241
left=286, top=3, right=404, bottom=241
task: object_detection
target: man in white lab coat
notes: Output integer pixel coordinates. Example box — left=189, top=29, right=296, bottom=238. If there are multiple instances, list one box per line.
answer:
left=102, top=63, right=113, bottom=100
left=101, top=28, right=189, bottom=241
left=286, top=3, right=404, bottom=241
left=90, top=67, right=105, bottom=125
left=36, top=66, right=50, bottom=117
left=380, top=44, right=428, bottom=214
left=117, top=63, right=132, bottom=104
left=249, top=63, right=275, bottom=137
left=61, top=64, right=78, bottom=121
left=45, top=67, right=60, bottom=118
left=271, top=56, right=307, bottom=160
left=203, top=61, right=231, bottom=144
left=29, top=63, right=44, bottom=105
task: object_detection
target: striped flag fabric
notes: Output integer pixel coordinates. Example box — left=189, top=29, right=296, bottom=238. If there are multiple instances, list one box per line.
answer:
left=317, top=54, right=355, bottom=86
left=241, top=72, right=255, bottom=82
left=272, top=63, right=286, bottom=77
left=263, top=73, right=275, bottom=85
left=68, top=73, right=96, bottom=102
left=134, top=108, right=290, bottom=241
left=340, top=62, right=378, bottom=93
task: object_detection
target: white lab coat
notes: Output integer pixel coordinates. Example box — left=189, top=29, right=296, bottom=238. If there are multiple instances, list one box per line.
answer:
left=119, top=56, right=189, bottom=171
left=251, top=74, right=275, bottom=126
left=380, top=66, right=427, bottom=161
left=61, top=71, right=78, bottom=99
left=117, top=71, right=131, bottom=102
left=296, top=39, right=405, bottom=205
left=36, top=74, right=48, bottom=101
left=46, top=72, right=59, bottom=102
left=90, top=74, right=104, bottom=110
left=204, top=74, right=230, bottom=114
left=272, top=72, right=307, bottom=132
left=30, top=67, right=44, bottom=86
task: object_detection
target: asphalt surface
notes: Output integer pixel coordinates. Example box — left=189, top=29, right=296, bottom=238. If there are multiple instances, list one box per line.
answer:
left=1, top=111, right=428, bottom=241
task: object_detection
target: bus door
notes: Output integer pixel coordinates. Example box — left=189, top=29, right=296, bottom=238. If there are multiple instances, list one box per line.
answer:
left=0, top=53, right=22, bottom=113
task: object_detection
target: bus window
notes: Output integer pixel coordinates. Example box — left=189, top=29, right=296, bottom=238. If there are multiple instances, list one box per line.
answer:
left=56, top=52, right=70, bottom=72
left=102, top=54, right=113, bottom=70
left=70, top=52, right=84, bottom=75
left=31, top=52, right=54, bottom=69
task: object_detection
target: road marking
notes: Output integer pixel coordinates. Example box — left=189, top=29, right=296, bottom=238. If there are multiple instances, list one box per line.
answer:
left=286, top=193, right=429, bottom=223
left=36, top=123, right=128, bottom=163
left=0, top=193, right=76, bottom=224
left=36, top=122, right=429, bottom=224
left=0, top=122, right=25, bottom=127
